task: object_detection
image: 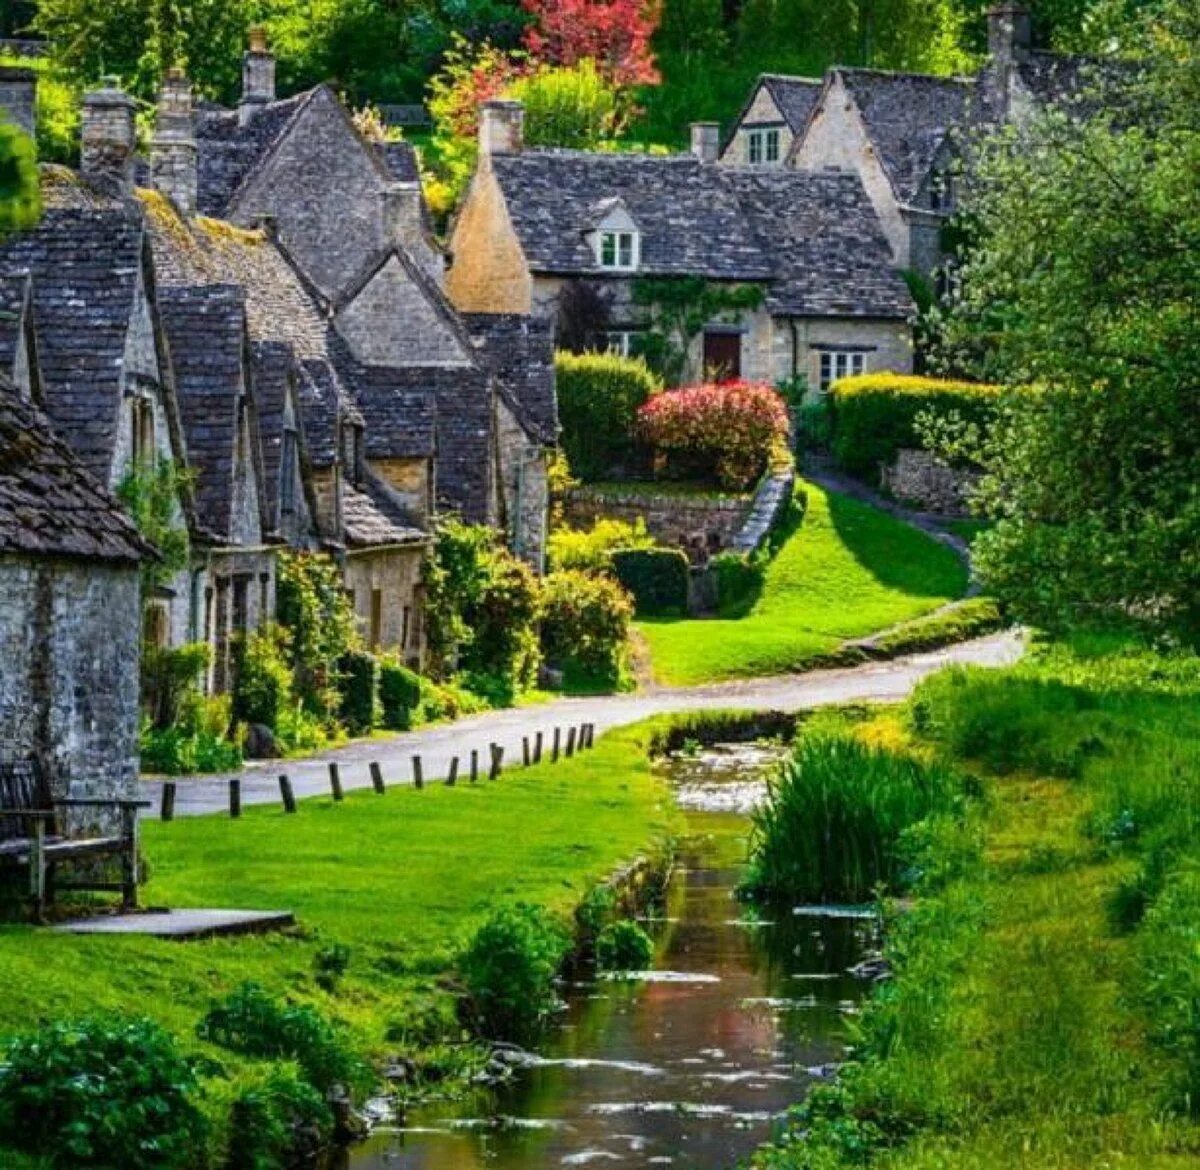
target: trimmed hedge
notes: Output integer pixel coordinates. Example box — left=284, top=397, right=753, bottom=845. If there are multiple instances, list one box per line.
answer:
left=611, top=547, right=690, bottom=617
left=337, top=650, right=378, bottom=735
left=540, top=570, right=633, bottom=688
left=556, top=351, right=661, bottom=480
left=829, top=374, right=1001, bottom=482
left=379, top=660, right=422, bottom=730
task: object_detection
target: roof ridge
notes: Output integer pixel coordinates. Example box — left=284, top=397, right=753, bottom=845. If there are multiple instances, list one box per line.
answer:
left=835, top=65, right=975, bottom=86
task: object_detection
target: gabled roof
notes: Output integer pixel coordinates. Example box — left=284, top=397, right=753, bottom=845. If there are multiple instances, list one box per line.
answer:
left=250, top=338, right=306, bottom=532
left=0, top=373, right=152, bottom=563
left=158, top=284, right=254, bottom=543
left=0, top=201, right=150, bottom=482
left=491, top=149, right=911, bottom=319
left=490, top=150, right=773, bottom=281
left=761, top=74, right=824, bottom=133
left=723, top=169, right=912, bottom=319
left=463, top=312, right=558, bottom=445
left=343, top=470, right=427, bottom=549
left=834, top=68, right=974, bottom=204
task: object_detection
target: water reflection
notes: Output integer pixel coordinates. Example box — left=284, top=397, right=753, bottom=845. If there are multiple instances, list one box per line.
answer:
left=346, top=745, right=873, bottom=1170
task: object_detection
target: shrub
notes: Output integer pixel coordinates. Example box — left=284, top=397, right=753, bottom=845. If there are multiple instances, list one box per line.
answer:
left=595, top=920, right=655, bottom=971
left=744, top=735, right=969, bottom=903
left=379, top=659, right=422, bottom=731
left=337, top=649, right=378, bottom=735
left=275, top=702, right=331, bottom=754
left=461, top=550, right=542, bottom=702
left=711, top=551, right=764, bottom=617
left=828, top=374, right=1001, bottom=483
left=198, top=983, right=370, bottom=1097
left=548, top=516, right=655, bottom=574
left=540, top=570, right=633, bottom=688
left=222, top=1067, right=331, bottom=1170
left=555, top=350, right=661, bottom=480
left=0, top=1016, right=206, bottom=1169
left=611, top=547, right=690, bottom=617
left=459, top=903, right=572, bottom=1041
left=510, top=60, right=620, bottom=149
left=141, top=641, right=210, bottom=730
left=232, top=626, right=292, bottom=730
left=139, top=725, right=242, bottom=776
left=638, top=381, right=789, bottom=491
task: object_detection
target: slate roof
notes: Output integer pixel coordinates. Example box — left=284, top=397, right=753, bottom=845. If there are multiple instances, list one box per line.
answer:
left=250, top=339, right=301, bottom=530
left=491, top=150, right=911, bottom=319
left=158, top=284, right=251, bottom=543
left=834, top=69, right=974, bottom=204
left=0, top=373, right=152, bottom=563
left=463, top=312, right=558, bottom=445
left=0, top=203, right=149, bottom=482
left=762, top=74, right=823, bottom=133
left=343, top=472, right=427, bottom=549
left=381, top=140, right=420, bottom=182
left=722, top=169, right=912, bottom=318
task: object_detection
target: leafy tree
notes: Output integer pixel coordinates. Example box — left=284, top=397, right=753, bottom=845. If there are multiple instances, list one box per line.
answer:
left=0, top=117, right=39, bottom=237
left=936, top=0, right=1200, bottom=641
left=522, top=0, right=661, bottom=87
left=510, top=59, right=623, bottom=147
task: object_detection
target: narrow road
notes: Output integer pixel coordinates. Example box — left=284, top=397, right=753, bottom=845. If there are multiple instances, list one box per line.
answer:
left=142, top=631, right=1024, bottom=818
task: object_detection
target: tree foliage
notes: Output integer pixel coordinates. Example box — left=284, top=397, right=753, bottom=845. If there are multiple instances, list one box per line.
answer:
left=0, top=119, right=40, bottom=237
left=522, top=0, right=660, bottom=87
left=936, top=0, right=1200, bottom=641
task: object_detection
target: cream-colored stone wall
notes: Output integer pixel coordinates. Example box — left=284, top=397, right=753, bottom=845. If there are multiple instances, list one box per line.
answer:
left=344, top=545, right=426, bottom=662
left=446, top=166, right=534, bottom=314
left=720, top=86, right=794, bottom=167
left=787, top=318, right=913, bottom=391
left=372, top=457, right=431, bottom=523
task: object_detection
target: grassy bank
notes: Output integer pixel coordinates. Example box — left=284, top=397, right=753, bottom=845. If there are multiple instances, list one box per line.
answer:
left=637, top=482, right=969, bottom=686
left=0, top=725, right=678, bottom=1165
left=753, top=636, right=1200, bottom=1169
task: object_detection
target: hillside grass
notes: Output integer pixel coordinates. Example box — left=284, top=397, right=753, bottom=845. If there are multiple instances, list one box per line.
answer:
left=753, top=636, right=1200, bottom=1169
left=0, top=727, right=676, bottom=1060
left=638, top=482, right=969, bottom=685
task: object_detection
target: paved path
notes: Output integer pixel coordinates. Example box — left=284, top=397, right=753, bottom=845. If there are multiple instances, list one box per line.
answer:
left=142, top=631, right=1024, bottom=818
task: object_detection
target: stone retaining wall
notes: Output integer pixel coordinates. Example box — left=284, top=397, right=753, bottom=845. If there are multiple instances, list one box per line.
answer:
left=881, top=449, right=978, bottom=516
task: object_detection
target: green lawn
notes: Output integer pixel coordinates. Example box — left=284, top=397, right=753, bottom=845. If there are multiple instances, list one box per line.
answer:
left=0, top=728, right=675, bottom=1055
left=638, top=481, right=969, bottom=686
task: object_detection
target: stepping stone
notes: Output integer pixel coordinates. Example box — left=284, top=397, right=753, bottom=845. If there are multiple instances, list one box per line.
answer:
left=54, top=908, right=295, bottom=939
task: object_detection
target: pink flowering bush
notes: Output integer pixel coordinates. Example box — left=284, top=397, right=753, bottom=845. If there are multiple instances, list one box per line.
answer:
left=637, top=382, right=789, bottom=491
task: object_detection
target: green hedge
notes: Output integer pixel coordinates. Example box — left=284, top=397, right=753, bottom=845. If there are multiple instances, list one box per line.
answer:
left=611, top=547, right=690, bottom=617
left=337, top=651, right=378, bottom=735
left=379, top=660, right=422, bottom=731
left=556, top=351, right=661, bottom=481
left=829, top=374, right=1002, bottom=482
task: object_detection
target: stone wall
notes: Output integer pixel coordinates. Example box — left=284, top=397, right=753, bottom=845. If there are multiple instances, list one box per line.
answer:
left=0, top=556, right=141, bottom=823
left=880, top=448, right=978, bottom=516
left=565, top=487, right=751, bottom=564
left=344, top=545, right=425, bottom=664
left=496, top=398, right=549, bottom=569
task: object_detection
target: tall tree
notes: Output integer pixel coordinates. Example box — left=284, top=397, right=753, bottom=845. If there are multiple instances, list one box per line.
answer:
left=522, top=0, right=661, bottom=86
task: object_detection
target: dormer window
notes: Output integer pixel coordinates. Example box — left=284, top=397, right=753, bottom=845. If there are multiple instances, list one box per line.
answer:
left=747, top=127, right=781, bottom=166
left=598, top=230, right=638, bottom=271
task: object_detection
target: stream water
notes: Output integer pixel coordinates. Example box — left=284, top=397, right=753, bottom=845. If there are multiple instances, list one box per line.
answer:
left=343, top=744, right=875, bottom=1170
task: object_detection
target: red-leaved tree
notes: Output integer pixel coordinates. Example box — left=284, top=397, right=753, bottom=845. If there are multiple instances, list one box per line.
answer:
left=522, top=0, right=661, bottom=88
left=638, top=382, right=789, bottom=491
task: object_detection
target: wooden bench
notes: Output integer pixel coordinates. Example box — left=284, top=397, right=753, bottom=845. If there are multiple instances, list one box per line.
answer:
left=0, top=756, right=150, bottom=921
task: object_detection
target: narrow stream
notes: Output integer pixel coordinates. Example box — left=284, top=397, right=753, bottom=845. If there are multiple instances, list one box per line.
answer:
left=345, top=744, right=875, bottom=1170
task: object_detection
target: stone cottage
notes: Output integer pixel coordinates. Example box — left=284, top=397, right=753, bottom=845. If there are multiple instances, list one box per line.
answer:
left=0, top=371, right=152, bottom=807
left=721, top=4, right=1125, bottom=276
left=447, top=102, right=913, bottom=391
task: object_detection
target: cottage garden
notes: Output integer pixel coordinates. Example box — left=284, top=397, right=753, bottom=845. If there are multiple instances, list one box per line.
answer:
left=0, top=0, right=1198, bottom=1168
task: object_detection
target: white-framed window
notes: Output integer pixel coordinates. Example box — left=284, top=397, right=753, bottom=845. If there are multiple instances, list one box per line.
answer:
left=598, top=229, right=638, bottom=271
left=818, top=349, right=867, bottom=392
left=604, top=330, right=640, bottom=358
left=747, top=127, right=781, bottom=166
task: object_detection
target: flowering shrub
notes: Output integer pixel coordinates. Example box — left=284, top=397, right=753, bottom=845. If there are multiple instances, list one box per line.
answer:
left=540, top=570, right=633, bottom=687
left=548, top=517, right=655, bottom=573
left=637, top=381, right=789, bottom=491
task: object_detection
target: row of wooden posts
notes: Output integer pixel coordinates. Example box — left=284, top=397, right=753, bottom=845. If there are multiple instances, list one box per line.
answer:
left=158, top=722, right=598, bottom=822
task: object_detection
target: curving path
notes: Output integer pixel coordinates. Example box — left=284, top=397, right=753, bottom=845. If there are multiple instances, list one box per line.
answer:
left=141, top=631, right=1024, bottom=819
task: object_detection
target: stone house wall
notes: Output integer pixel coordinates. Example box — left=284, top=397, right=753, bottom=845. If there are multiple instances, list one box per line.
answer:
left=0, top=556, right=141, bottom=813
left=720, top=85, right=795, bottom=167
left=343, top=546, right=425, bottom=663
left=496, top=397, right=549, bottom=569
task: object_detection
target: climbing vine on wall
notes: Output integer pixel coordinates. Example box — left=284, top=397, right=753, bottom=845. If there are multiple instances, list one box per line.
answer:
left=632, top=277, right=765, bottom=386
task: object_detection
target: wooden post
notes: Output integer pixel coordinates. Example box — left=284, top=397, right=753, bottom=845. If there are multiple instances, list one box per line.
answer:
left=370, top=762, right=385, bottom=794
left=566, top=726, right=577, bottom=757
left=229, top=778, right=242, bottom=819
left=470, top=749, right=479, bottom=783
left=120, top=804, right=139, bottom=910
left=447, top=757, right=459, bottom=786
left=160, top=781, right=176, bottom=822
left=489, top=744, right=504, bottom=780
left=587, top=723, right=596, bottom=748
left=29, top=818, right=46, bottom=923
left=580, top=723, right=590, bottom=750
left=534, top=731, right=544, bottom=763
left=328, top=762, right=344, bottom=802
left=522, top=736, right=531, bottom=767
left=552, top=728, right=561, bottom=762
left=279, top=774, right=297, bottom=814
left=412, top=756, right=424, bottom=790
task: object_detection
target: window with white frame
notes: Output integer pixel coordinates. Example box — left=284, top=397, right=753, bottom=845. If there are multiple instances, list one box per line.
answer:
left=818, top=349, right=867, bottom=391
left=604, top=330, right=640, bottom=358
left=598, top=229, right=638, bottom=271
left=747, top=127, right=781, bottom=166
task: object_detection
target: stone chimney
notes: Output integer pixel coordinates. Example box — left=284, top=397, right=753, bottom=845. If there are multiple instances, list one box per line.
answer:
left=240, top=24, right=277, bottom=125
left=690, top=122, right=720, bottom=164
left=479, top=100, right=524, bottom=156
left=81, top=79, right=137, bottom=196
left=151, top=68, right=197, bottom=215
left=0, top=66, right=37, bottom=140
left=988, top=3, right=1032, bottom=65
left=383, top=182, right=444, bottom=282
